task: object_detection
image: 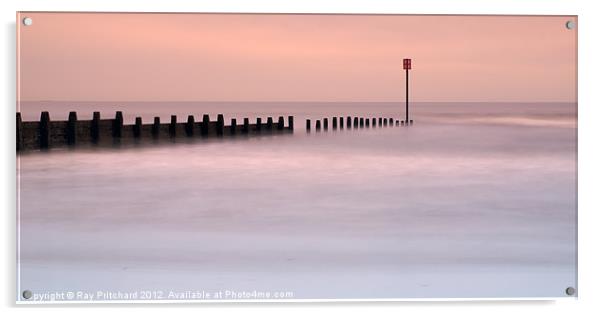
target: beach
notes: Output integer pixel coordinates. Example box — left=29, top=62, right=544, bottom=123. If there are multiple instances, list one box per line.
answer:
left=17, top=101, right=577, bottom=300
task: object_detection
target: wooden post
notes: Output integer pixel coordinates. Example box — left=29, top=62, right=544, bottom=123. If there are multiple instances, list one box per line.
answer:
left=186, top=115, right=195, bottom=137
left=91, top=112, right=100, bottom=143
left=332, top=117, right=338, bottom=129
left=66, top=111, right=77, bottom=145
left=306, top=119, right=311, bottom=132
left=133, top=117, right=142, bottom=138
left=339, top=117, right=344, bottom=129
left=39, top=111, right=50, bottom=149
left=243, top=118, right=250, bottom=134
left=256, top=118, right=262, bottom=132
left=316, top=119, right=321, bottom=130
left=152, top=117, right=160, bottom=137
left=323, top=118, right=328, bottom=130
left=113, top=111, right=124, bottom=138
left=277, top=116, right=284, bottom=130
left=169, top=115, right=177, bottom=137
left=16, top=113, right=23, bottom=151
left=217, top=114, right=225, bottom=136
left=202, top=114, right=210, bottom=136
left=230, top=118, right=237, bottom=135
left=288, top=116, right=294, bottom=130
left=347, top=116, right=352, bottom=129
left=353, top=117, right=358, bottom=129
left=359, top=118, right=364, bottom=128
left=267, top=117, right=273, bottom=131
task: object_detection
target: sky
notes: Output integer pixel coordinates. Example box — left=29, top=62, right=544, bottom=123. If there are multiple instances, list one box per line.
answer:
left=17, top=13, right=577, bottom=102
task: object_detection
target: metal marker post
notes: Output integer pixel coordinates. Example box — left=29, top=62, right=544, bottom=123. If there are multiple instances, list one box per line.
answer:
left=403, top=58, right=412, bottom=124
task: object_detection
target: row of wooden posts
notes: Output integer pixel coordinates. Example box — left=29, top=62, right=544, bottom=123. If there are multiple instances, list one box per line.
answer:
left=16, top=111, right=294, bottom=151
left=16, top=111, right=415, bottom=151
left=306, top=117, right=413, bottom=131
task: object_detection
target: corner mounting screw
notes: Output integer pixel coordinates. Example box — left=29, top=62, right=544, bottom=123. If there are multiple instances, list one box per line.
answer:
left=22, top=290, right=32, bottom=299
left=565, top=21, right=575, bottom=30
left=565, top=287, right=576, bottom=296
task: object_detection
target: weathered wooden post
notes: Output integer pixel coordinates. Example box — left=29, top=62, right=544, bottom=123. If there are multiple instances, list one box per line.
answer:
left=267, top=117, right=273, bottom=131
left=66, top=111, right=77, bottom=145
left=16, top=113, right=23, bottom=151
left=169, top=115, right=177, bottom=137
left=347, top=116, right=352, bottom=129
left=134, top=117, right=142, bottom=138
left=353, top=117, right=358, bottom=129
left=339, top=117, right=344, bottom=129
left=288, top=116, right=294, bottom=130
left=217, top=114, right=225, bottom=136
left=186, top=115, right=195, bottom=137
left=91, top=112, right=100, bottom=143
left=277, top=116, right=284, bottom=130
left=316, top=119, right=321, bottom=130
left=243, top=118, right=250, bottom=134
left=332, top=117, right=338, bottom=129
left=230, top=118, right=237, bottom=135
left=201, top=114, right=210, bottom=136
left=256, top=118, right=262, bottom=132
left=39, top=111, right=50, bottom=149
left=152, top=117, right=160, bottom=138
left=359, top=118, right=364, bottom=128
left=113, top=111, right=124, bottom=138
left=323, top=118, right=328, bottom=130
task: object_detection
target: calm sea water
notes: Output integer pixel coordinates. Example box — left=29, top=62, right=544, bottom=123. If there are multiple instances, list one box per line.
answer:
left=17, top=102, right=577, bottom=300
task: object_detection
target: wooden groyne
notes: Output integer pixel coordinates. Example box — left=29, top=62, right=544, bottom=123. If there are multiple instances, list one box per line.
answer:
left=306, top=116, right=412, bottom=132
left=16, top=111, right=294, bottom=151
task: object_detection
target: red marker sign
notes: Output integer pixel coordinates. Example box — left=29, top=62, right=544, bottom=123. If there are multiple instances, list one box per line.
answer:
left=403, top=58, right=412, bottom=70
left=403, top=58, right=412, bottom=123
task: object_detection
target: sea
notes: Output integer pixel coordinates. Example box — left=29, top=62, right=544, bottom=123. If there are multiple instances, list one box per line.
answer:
left=16, top=101, right=577, bottom=300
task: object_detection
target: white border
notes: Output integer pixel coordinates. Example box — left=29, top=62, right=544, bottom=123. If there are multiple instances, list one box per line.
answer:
left=15, top=297, right=578, bottom=305
left=3, top=0, right=602, bottom=314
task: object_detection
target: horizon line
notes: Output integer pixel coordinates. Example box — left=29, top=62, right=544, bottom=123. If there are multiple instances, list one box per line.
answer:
left=18, top=100, right=577, bottom=104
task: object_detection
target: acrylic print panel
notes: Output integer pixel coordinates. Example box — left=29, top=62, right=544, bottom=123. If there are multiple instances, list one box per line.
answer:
left=16, top=12, right=577, bottom=302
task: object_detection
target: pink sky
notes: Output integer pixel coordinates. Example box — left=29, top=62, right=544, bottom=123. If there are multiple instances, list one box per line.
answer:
left=17, top=13, right=576, bottom=102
